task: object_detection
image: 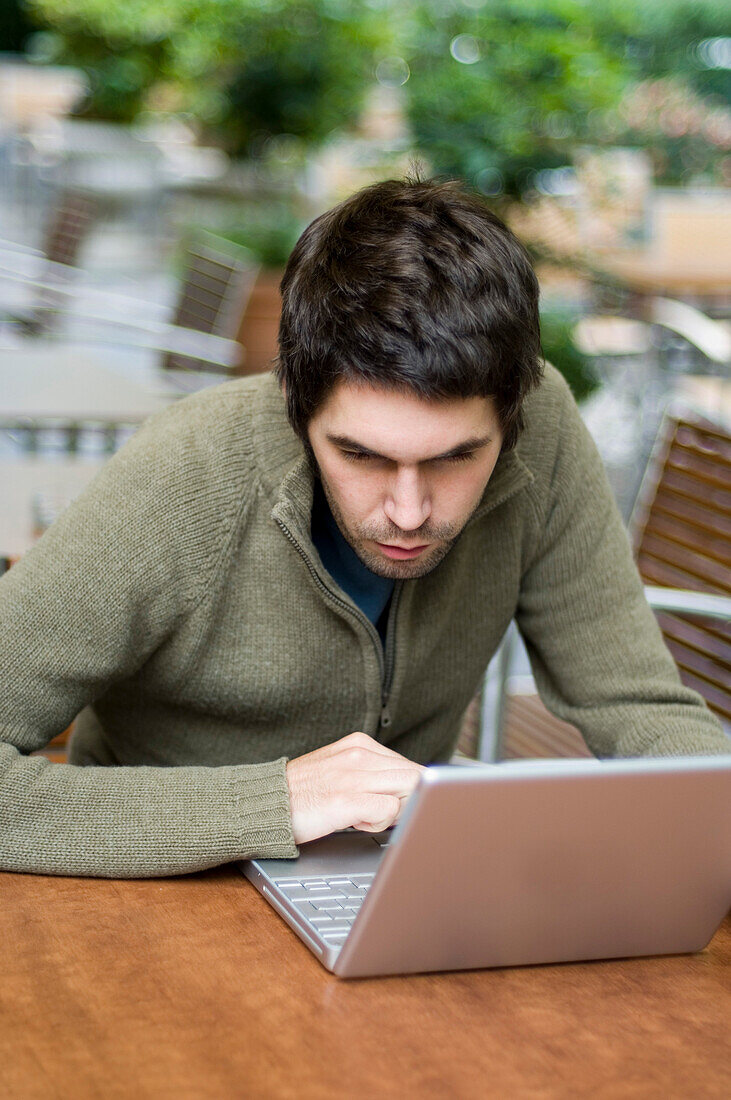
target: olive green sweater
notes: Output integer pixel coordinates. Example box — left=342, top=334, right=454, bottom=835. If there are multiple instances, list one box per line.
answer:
left=1, top=368, right=727, bottom=878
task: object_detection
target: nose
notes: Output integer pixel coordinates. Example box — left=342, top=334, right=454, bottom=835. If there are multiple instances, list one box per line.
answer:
left=383, top=466, right=431, bottom=533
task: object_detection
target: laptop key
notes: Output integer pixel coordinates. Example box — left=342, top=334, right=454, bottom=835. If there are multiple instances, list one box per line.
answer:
left=293, top=901, right=326, bottom=919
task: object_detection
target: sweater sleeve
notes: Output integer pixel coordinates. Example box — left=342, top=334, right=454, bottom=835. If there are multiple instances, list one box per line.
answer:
left=0, top=399, right=298, bottom=877
left=515, top=379, right=730, bottom=759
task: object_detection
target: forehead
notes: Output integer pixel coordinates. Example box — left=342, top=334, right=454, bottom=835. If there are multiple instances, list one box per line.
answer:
left=310, top=379, right=500, bottom=460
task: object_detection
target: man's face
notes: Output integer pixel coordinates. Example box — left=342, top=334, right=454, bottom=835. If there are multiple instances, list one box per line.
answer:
left=306, top=380, right=504, bottom=579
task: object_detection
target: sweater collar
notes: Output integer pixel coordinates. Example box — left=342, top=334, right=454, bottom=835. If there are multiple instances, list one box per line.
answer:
left=253, top=372, right=534, bottom=529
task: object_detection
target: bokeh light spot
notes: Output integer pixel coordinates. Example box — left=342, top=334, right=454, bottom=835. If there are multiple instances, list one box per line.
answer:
left=375, top=56, right=410, bottom=87
left=450, top=35, right=481, bottom=65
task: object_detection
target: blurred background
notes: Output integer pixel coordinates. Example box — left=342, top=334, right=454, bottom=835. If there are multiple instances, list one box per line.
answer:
left=1, top=0, right=729, bottom=760
left=1, top=0, right=729, bottom=533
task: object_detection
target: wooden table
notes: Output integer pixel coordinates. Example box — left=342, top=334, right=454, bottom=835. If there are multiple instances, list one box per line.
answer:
left=2, top=868, right=729, bottom=1099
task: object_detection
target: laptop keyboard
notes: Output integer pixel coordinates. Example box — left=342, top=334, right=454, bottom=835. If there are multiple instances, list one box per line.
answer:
left=272, top=874, right=375, bottom=944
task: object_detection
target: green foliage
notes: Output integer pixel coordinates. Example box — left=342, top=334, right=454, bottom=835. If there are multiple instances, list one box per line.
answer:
left=208, top=203, right=306, bottom=268
left=540, top=306, right=599, bottom=404
left=591, top=0, right=731, bottom=102
left=25, top=0, right=730, bottom=188
left=401, top=0, right=730, bottom=194
left=401, top=0, right=629, bottom=197
left=4, top=0, right=38, bottom=52
left=27, top=0, right=391, bottom=151
left=618, top=77, right=730, bottom=186
left=211, top=4, right=388, bottom=154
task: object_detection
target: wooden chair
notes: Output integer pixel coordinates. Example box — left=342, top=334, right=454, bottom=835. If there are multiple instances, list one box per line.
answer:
left=160, top=237, right=257, bottom=375
left=631, top=412, right=731, bottom=722
left=0, top=235, right=259, bottom=413
left=647, top=298, right=731, bottom=370
left=42, top=190, right=99, bottom=270
left=0, top=189, right=98, bottom=334
left=462, top=408, right=731, bottom=761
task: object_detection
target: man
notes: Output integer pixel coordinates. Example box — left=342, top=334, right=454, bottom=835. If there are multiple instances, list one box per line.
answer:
left=1, top=176, right=727, bottom=879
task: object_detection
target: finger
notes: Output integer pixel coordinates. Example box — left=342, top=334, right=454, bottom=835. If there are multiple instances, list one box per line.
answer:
left=333, top=754, right=425, bottom=780
left=290, top=734, right=387, bottom=765
left=334, top=745, right=428, bottom=772
left=331, top=733, right=411, bottom=761
left=349, top=793, right=401, bottom=832
left=351, top=766, right=424, bottom=799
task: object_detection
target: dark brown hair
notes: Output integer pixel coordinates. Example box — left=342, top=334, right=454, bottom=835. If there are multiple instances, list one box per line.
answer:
left=276, top=174, right=543, bottom=450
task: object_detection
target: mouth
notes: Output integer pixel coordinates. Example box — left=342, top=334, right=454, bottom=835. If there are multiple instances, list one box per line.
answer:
left=375, top=542, right=430, bottom=560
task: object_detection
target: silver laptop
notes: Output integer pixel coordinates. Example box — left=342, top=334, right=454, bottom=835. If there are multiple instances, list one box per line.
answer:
left=240, top=755, right=731, bottom=978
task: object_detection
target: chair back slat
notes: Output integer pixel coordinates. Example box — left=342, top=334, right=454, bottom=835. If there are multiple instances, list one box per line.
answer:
left=162, top=240, right=257, bottom=374
left=643, top=512, right=729, bottom=565
left=501, top=696, right=592, bottom=759
left=43, top=190, right=98, bottom=269
left=663, top=628, right=731, bottom=706
left=638, top=553, right=729, bottom=595
left=632, top=414, right=731, bottom=723
left=652, top=489, right=731, bottom=540
left=639, top=532, right=730, bottom=590
left=20, top=190, right=99, bottom=335
left=658, top=466, right=731, bottom=509
left=658, top=613, right=730, bottom=662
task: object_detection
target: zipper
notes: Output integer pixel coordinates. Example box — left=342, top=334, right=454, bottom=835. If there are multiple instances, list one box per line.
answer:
left=379, top=582, right=403, bottom=730
left=275, top=516, right=401, bottom=735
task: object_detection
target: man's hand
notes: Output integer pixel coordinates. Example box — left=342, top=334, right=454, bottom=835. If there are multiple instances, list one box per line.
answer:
left=285, top=731, right=426, bottom=846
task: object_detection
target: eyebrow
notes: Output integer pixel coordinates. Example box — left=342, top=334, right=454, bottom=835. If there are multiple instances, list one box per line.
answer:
left=326, top=432, right=495, bottom=463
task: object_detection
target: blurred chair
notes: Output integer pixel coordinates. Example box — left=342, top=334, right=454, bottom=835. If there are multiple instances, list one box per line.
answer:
left=0, top=234, right=258, bottom=381
left=647, top=297, right=731, bottom=375
left=0, top=188, right=99, bottom=333
left=461, top=408, right=731, bottom=762
left=34, top=118, right=167, bottom=239
left=159, top=237, right=259, bottom=375
left=573, top=301, right=731, bottom=514
left=574, top=300, right=731, bottom=376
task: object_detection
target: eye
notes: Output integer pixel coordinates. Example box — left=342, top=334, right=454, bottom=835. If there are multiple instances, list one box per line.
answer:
left=341, top=450, right=375, bottom=463
left=440, top=451, right=476, bottom=464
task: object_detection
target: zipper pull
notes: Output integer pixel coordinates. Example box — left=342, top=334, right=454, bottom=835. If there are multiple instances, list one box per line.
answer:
left=380, top=697, right=392, bottom=730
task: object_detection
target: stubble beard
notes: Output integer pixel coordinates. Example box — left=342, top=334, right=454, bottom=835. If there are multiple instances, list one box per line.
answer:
left=317, top=469, right=468, bottom=581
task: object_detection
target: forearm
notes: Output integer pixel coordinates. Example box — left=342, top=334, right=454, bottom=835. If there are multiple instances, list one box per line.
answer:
left=516, top=384, right=730, bottom=759
left=524, top=637, right=730, bottom=758
left=0, top=743, right=298, bottom=877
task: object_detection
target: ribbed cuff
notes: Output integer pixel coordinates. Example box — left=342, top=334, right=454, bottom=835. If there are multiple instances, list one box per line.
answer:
left=230, top=755, right=299, bottom=860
